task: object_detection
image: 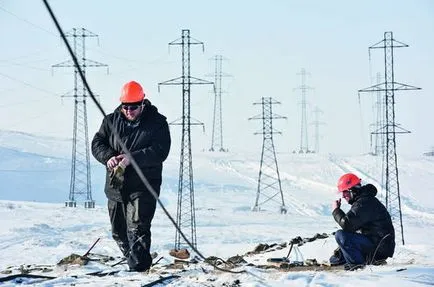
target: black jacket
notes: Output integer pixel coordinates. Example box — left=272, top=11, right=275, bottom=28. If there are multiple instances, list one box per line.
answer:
left=332, top=184, right=395, bottom=259
left=91, top=100, right=171, bottom=202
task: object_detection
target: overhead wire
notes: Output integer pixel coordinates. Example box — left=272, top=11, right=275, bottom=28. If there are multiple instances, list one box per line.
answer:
left=0, top=3, right=158, bottom=72
left=0, top=71, right=60, bottom=98
left=0, top=5, right=57, bottom=37
left=0, top=60, right=53, bottom=72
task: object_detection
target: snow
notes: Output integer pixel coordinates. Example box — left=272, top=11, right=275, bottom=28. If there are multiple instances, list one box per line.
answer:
left=1, top=130, right=434, bottom=286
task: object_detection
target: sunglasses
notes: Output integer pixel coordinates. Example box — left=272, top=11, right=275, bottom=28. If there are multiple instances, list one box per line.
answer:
left=122, top=104, right=141, bottom=111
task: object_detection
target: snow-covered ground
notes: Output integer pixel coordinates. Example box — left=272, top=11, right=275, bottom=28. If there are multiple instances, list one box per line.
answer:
left=0, top=130, right=434, bottom=286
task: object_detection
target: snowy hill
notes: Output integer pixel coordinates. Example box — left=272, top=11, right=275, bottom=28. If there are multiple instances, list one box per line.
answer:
left=0, top=130, right=434, bottom=286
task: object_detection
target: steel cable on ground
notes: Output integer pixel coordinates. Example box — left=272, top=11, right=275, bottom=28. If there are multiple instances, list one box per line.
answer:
left=41, top=0, right=251, bottom=277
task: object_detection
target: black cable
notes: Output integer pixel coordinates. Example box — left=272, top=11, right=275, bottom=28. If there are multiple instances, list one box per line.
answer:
left=285, top=242, right=293, bottom=259
left=368, top=233, right=391, bottom=265
left=41, top=0, right=245, bottom=275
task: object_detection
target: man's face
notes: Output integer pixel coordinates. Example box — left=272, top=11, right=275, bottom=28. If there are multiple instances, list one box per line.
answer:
left=342, top=190, right=352, bottom=203
left=121, top=103, right=142, bottom=121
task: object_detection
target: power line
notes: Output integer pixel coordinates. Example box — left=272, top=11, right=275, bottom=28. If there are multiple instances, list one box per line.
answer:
left=0, top=4, right=154, bottom=71
left=0, top=60, right=53, bottom=72
left=0, top=5, right=57, bottom=37
left=0, top=71, right=59, bottom=97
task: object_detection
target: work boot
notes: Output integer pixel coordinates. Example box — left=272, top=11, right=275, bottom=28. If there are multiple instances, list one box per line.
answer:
left=344, top=263, right=365, bottom=271
left=329, top=247, right=345, bottom=266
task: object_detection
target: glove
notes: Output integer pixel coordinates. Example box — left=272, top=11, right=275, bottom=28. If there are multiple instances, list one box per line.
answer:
left=116, top=154, right=130, bottom=168
left=109, top=164, right=125, bottom=189
left=107, top=156, right=120, bottom=170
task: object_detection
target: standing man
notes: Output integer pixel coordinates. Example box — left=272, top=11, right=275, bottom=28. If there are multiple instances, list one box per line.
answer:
left=330, top=173, right=395, bottom=270
left=92, top=81, right=171, bottom=272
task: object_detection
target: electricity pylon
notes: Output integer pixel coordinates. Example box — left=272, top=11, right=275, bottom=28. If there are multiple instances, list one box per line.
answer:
left=294, top=68, right=313, bottom=153
left=359, top=31, right=421, bottom=245
left=311, top=107, right=325, bottom=153
left=52, top=28, right=108, bottom=208
left=209, top=55, right=229, bottom=152
left=158, top=29, right=213, bottom=249
left=249, top=97, right=287, bottom=214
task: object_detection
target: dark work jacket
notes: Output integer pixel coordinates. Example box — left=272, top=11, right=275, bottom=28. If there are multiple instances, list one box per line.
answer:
left=91, top=100, right=171, bottom=202
left=332, top=184, right=395, bottom=259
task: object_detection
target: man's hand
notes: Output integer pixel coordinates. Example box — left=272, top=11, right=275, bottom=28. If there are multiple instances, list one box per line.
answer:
left=332, top=198, right=341, bottom=211
left=116, top=154, right=131, bottom=169
left=107, top=156, right=120, bottom=170
left=108, top=154, right=131, bottom=189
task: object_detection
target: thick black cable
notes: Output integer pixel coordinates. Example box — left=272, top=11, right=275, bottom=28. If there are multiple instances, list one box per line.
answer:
left=285, top=242, right=294, bottom=259
left=368, top=233, right=391, bottom=265
left=41, top=0, right=245, bottom=275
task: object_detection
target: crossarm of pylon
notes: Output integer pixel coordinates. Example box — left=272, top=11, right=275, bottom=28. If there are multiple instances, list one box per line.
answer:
left=168, top=117, right=183, bottom=125
left=393, top=124, right=411, bottom=134
left=52, top=59, right=73, bottom=68
left=358, top=82, right=386, bottom=93
left=189, top=36, right=205, bottom=46
left=369, top=39, right=408, bottom=49
left=84, top=59, right=109, bottom=68
left=65, top=28, right=98, bottom=37
left=392, top=82, right=421, bottom=91
left=169, top=117, right=204, bottom=127
left=371, top=125, right=387, bottom=135
left=168, top=36, right=204, bottom=46
left=271, top=114, right=287, bottom=120
left=369, top=38, right=386, bottom=49
left=168, top=37, right=182, bottom=45
left=190, top=117, right=204, bottom=125
left=59, top=89, right=74, bottom=98
left=159, top=76, right=183, bottom=86
left=272, top=129, right=282, bottom=134
left=189, top=76, right=214, bottom=85
left=359, top=81, right=420, bottom=93
left=248, top=114, right=263, bottom=120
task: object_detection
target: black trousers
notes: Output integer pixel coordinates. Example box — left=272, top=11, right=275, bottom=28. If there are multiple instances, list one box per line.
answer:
left=108, top=196, right=157, bottom=271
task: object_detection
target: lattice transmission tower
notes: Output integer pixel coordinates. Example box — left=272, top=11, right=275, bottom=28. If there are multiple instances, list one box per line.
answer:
left=359, top=31, right=421, bottom=245
left=249, top=97, right=287, bottom=214
left=370, top=72, right=385, bottom=156
left=295, top=68, right=313, bottom=153
left=158, top=29, right=213, bottom=249
left=52, top=28, right=108, bottom=208
left=311, top=107, right=325, bottom=154
left=209, top=55, right=229, bottom=152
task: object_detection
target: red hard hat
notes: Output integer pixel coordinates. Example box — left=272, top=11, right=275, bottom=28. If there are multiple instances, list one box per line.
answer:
left=120, top=81, right=145, bottom=103
left=337, top=173, right=361, bottom=192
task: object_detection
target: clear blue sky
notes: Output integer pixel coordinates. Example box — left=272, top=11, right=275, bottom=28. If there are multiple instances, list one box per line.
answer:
left=1, top=0, right=433, bottom=155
